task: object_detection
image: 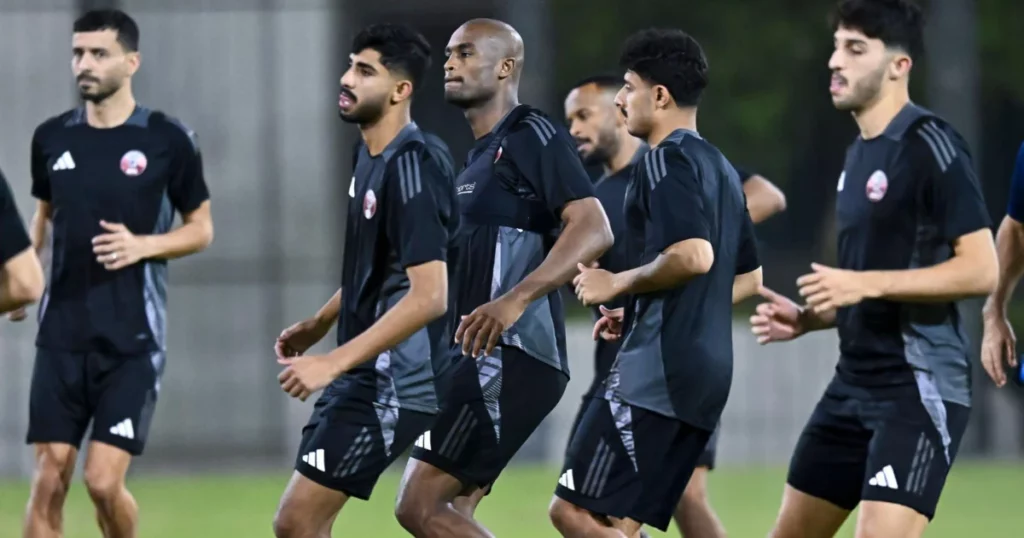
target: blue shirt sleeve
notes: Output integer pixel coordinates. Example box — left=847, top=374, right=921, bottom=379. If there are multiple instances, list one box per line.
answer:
left=646, top=148, right=710, bottom=253
left=736, top=207, right=760, bottom=274
left=0, top=168, right=31, bottom=265
left=1007, top=142, right=1024, bottom=223
left=384, top=147, right=455, bottom=268
left=912, top=123, right=991, bottom=242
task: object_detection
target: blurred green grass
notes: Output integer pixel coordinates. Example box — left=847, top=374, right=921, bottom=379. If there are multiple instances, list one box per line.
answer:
left=1, top=462, right=1021, bottom=537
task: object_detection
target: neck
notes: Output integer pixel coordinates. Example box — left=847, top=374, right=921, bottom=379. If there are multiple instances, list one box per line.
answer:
left=85, top=85, right=136, bottom=128
left=645, top=107, right=697, bottom=148
left=465, top=90, right=518, bottom=139
left=603, top=134, right=643, bottom=176
left=360, top=105, right=412, bottom=156
left=852, top=85, right=909, bottom=139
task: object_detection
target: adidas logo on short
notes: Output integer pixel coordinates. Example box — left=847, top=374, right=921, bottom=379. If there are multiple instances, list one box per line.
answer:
left=558, top=469, right=576, bottom=491
left=109, top=419, right=135, bottom=440
left=52, top=151, right=76, bottom=171
left=868, top=464, right=899, bottom=489
left=414, top=431, right=432, bottom=451
left=302, top=448, right=325, bottom=472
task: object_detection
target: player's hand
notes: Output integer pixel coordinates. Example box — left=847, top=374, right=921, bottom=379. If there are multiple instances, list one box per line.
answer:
left=796, top=263, right=880, bottom=314
left=455, top=295, right=528, bottom=358
left=592, top=306, right=624, bottom=341
left=981, top=313, right=1018, bottom=387
left=276, top=355, right=340, bottom=401
left=573, top=263, right=624, bottom=307
left=7, top=306, right=28, bottom=322
left=92, top=221, right=149, bottom=271
left=750, top=286, right=805, bottom=344
left=275, top=317, right=331, bottom=359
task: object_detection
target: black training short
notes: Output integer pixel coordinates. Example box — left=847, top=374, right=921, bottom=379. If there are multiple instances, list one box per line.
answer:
left=26, top=347, right=164, bottom=456
left=410, top=346, right=568, bottom=490
left=554, top=396, right=712, bottom=531
left=786, top=375, right=969, bottom=520
left=295, top=370, right=435, bottom=500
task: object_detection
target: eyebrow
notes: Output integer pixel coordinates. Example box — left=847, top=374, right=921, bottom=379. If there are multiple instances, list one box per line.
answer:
left=444, top=42, right=475, bottom=54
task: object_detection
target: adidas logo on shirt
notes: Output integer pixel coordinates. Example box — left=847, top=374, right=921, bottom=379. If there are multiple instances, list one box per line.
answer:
left=414, top=431, right=432, bottom=451
left=52, top=151, right=76, bottom=171
left=302, top=448, right=325, bottom=472
left=558, top=469, right=576, bottom=491
left=109, top=419, right=135, bottom=440
left=868, top=464, right=899, bottom=489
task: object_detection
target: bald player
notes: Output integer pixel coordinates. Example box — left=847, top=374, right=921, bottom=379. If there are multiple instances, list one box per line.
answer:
left=396, top=19, right=613, bottom=538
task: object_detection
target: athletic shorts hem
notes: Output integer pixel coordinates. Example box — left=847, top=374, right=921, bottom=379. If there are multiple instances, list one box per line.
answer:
left=785, top=480, right=858, bottom=512
left=409, top=448, right=483, bottom=490
left=25, top=432, right=84, bottom=449
left=89, top=434, right=145, bottom=456
left=554, top=485, right=677, bottom=530
left=294, top=463, right=371, bottom=501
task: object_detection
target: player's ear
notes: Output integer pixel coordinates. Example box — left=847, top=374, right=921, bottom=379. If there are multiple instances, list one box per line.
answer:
left=653, top=85, right=672, bottom=110
left=497, top=58, right=515, bottom=80
left=126, top=51, right=141, bottom=75
left=392, top=80, right=413, bottom=104
left=889, top=53, right=912, bottom=80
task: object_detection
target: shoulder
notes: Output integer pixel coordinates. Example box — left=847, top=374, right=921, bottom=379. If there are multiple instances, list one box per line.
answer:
left=148, top=110, right=201, bottom=154
left=420, top=131, right=456, bottom=179
left=505, top=106, right=571, bottom=151
left=643, top=143, right=697, bottom=183
left=385, top=138, right=452, bottom=188
left=902, top=114, right=969, bottom=174
left=33, top=108, right=81, bottom=143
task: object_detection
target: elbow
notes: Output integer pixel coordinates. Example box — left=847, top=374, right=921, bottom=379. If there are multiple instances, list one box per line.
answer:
left=195, top=220, right=215, bottom=251
left=688, top=241, right=715, bottom=275
left=977, top=262, right=999, bottom=296
left=416, top=284, right=448, bottom=321
left=8, top=270, right=45, bottom=308
left=773, top=191, right=787, bottom=214
left=592, top=219, right=614, bottom=259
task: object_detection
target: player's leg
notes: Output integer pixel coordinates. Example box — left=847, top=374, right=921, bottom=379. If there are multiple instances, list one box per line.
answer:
left=395, top=459, right=495, bottom=537
left=451, top=485, right=487, bottom=519
left=551, top=398, right=712, bottom=536
left=82, top=442, right=137, bottom=538
left=273, top=472, right=349, bottom=538
left=673, top=425, right=726, bottom=538
left=853, top=399, right=970, bottom=538
left=770, top=390, right=868, bottom=538
left=24, top=348, right=92, bottom=538
left=85, top=352, right=163, bottom=538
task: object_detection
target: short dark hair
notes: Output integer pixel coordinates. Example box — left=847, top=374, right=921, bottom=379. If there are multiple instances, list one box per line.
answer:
left=569, top=74, right=624, bottom=94
left=619, top=28, right=708, bottom=107
left=73, top=9, right=139, bottom=52
left=351, top=23, right=432, bottom=90
left=830, top=0, right=924, bottom=58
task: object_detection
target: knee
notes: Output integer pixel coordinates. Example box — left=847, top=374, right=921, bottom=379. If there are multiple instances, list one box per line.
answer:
left=394, top=494, right=432, bottom=535
left=272, top=504, right=316, bottom=538
left=548, top=497, right=583, bottom=533
left=29, top=460, right=70, bottom=508
left=83, top=467, right=123, bottom=505
left=680, top=477, right=708, bottom=509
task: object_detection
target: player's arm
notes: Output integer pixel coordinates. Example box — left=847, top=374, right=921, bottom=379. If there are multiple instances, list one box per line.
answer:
left=136, top=201, right=214, bottom=260
left=503, top=131, right=613, bottom=307
left=323, top=152, right=452, bottom=374
left=612, top=151, right=713, bottom=295
left=983, top=142, right=1024, bottom=319
left=0, top=172, right=44, bottom=313
left=864, top=130, right=997, bottom=303
left=737, top=166, right=786, bottom=224
left=8, top=131, right=55, bottom=319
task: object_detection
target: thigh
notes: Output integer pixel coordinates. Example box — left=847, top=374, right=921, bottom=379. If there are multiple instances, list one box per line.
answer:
left=276, top=471, right=349, bottom=531
left=861, top=400, right=969, bottom=521
left=411, top=348, right=567, bottom=490
left=297, top=385, right=433, bottom=501
left=90, top=352, right=162, bottom=456
left=27, top=348, right=92, bottom=448
left=786, top=391, right=871, bottom=512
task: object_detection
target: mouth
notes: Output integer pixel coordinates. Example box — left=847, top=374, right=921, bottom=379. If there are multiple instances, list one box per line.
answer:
left=338, top=91, right=356, bottom=110
left=829, top=74, right=847, bottom=94
left=574, top=139, right=593, bottom=153
left=444, top=77, right=463, bottom=88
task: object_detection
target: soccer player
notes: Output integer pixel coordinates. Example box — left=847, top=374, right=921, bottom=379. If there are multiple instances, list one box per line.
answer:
left=750, top=1, right=997, bottom=537
left=549, top=28, right=763, bottom=538
left=395, top=18, right=613, bottom=538
left=564, top=74, right=786, bottom=538
left=980, top=140, right=1024, bottom=387
left=17, top=9, right=214, bottom=538
left=270, top=23, right=458, bottom=538
left=0, top=166, right=44, bottom=313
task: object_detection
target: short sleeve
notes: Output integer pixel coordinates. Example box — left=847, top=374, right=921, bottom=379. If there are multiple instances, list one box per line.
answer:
left=166, top=121, right=210, bottom=215
left=736, top=207, right=760, bottom=274
left=733, top=165, right=754, bottom=183
left=1006, top=142, right=1024, bottom=223
left=385, top=148, right=454, bottom=268
left=912, top=121, right=991, bottom=242
left=505, top=113, right=595, bottom=216
left=645, top=147, right=710, bottom=253
left=0, top=169, right=32, bottom=265
left=30, top=127, right=50, bottom=201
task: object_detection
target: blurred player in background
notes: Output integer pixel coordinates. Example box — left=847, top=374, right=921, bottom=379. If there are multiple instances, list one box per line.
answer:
left=564, top=74, right=786, bottom=538
left=17, top=9, right=214, bottom=538
left=270, top=23, right=458, bottom=538
left=551, top=28, right=762, bottom=537
left=981, top=139, right=1024, bottom=387
left=396, top=18, right=613, bottom=538
left=0, top=166, right=44, bottom=313
left=750, top=1, right=996, bottom=537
